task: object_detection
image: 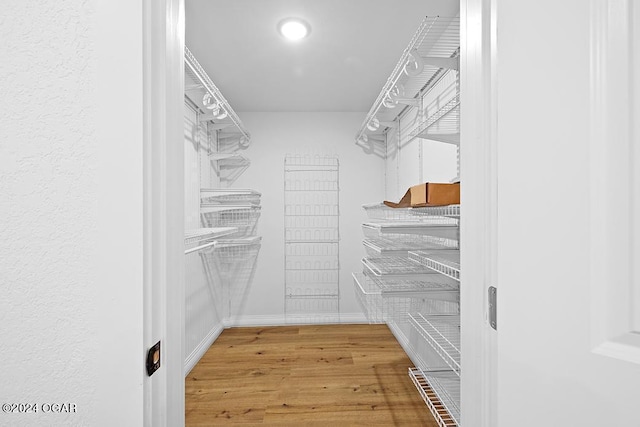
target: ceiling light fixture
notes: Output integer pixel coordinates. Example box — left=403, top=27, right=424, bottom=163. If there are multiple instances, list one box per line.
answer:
left=278, top=18, right=311, bottom=41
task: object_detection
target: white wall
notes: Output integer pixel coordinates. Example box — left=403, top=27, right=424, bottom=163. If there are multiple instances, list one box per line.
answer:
left=0, top=1, right=144, bottom=425
left=183, top=101, right=224, bottom=374
left=227, top=112, right=385, bottom=324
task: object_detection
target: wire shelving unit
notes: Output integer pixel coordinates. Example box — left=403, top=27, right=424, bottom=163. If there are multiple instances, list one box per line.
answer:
left=362, top=222, right=459, bottom=243
left=363, top=203, right=460, bottom=221
left=355, top=15, right=460, bottom=147
left=284, top=155, right=340, bottom=323
left=409, top=367, right=460, bottom=426
left=184, top=227, right=238, bottom=254
left=362, top=256, right=443, bottom=280
left=200, top=205, right=261, bottom=238
left=200, top=188, right=261, bottom=205
left=363, top=236, right=457, bottom=257
left=409, top=251, right=461, bottom=281
left=184, top=46, right=250, bottom=144
left=408, top=313, right=460, bottom=375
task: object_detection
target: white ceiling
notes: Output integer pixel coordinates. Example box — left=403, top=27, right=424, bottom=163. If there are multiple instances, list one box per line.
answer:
left=185, top=0, right=459, bottom=112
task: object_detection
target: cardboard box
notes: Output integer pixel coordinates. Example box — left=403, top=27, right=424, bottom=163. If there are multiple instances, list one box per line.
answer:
left=383, top=182, right=460, bottom=208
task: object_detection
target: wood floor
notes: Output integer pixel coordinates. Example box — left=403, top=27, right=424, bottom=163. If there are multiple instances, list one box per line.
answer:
left=185, top=324, right=437, bottom=426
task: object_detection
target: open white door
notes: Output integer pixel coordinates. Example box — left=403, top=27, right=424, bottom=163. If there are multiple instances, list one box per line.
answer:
left=494, top=0, right=640, bottom=425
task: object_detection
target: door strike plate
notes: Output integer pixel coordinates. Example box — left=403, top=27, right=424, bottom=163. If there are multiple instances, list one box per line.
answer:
left=488, top=286, right=497, bottom=330
left=146, top=341, right=161, bottom=376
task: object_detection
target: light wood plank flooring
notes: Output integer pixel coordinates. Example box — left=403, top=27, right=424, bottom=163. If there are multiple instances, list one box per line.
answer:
left=185, top=324, right=437, bottom=426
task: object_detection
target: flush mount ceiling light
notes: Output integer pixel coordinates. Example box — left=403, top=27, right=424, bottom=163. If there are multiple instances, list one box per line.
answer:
left=278, top=18, right=311, bottom=41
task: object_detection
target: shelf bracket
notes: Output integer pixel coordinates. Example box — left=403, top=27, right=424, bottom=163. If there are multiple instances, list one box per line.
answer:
left=394, top=98, right=421, bottom=107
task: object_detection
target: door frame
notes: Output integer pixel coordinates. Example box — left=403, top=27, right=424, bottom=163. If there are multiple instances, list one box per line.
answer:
left=140, top=0, right=502, bottom=424
left=460, top=0, right=498, bottom=425
left=142, top=0, right=185, bottom=426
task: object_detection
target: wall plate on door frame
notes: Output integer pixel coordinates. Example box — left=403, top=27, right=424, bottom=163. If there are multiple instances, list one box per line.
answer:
left=488, top=286, right=497, bottom=330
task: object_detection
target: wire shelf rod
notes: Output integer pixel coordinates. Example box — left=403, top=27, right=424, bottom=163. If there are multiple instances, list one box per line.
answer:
left=184, top=46, right=250, bottom=142
left=355, top=16, right=460, bottom=143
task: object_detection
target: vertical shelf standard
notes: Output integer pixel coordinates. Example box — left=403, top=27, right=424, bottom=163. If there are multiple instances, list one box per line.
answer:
left=284, top=155, right=340, bottom=324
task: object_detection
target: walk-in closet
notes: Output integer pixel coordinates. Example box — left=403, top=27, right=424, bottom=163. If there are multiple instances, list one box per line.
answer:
left=5, top=1, right=640, bottom=426
left=183, top=1, right=462, bottom=424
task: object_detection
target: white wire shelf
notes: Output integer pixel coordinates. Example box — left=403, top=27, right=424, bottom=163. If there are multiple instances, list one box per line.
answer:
left=355, top=272, right=459, bottom=324
left=356, top=15, right=460, bottom=145
left=363, top=237, right=457, bottom=257
left=211, top=236, right=262, bottom=261
left=184, top=227, right=237, bottom=246
left=213, top=235, right=261, bottom=247
left=387, top=295, right=459, bottom=324
left=212, top=155, right=251, bottom=169
left=200, top=188, right=261, bottom=205
left=200, top=237, right=261, bottom=286
left=284, top=155, right=339, bottom=168
left=353, top=272, right=385, bottom=323
left=363, top=203, right=460, bottom=221
left=409, top=368, right=460, bottom=427
left=184, top=227, right=238, bottom=254
left=362, top=256, right=451, bottom=281
left=200, top=205, right=261, bottom=238
left=409, top=93, right=460, bottom=145
left=362, top=222, right=459, bottom=242
left=367, top=274, right=459, bottom=301
left=184, top=46, right=250, bottom=144
left=409, top=313, right=460, bottom=375
left=409, top=251, right=460, bottom=281
left=209, top=153, right=245, bottom=161
left=410, top=204, right=460, bottom=218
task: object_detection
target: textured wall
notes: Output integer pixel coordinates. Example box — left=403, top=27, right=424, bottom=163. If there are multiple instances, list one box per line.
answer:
left=0, top=1, right=144, bottom=425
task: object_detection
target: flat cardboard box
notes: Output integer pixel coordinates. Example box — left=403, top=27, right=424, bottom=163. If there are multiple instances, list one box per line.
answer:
left=383, top=182, right=460, bottom=208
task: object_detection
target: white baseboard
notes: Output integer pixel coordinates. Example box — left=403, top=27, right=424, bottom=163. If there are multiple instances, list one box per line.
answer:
left=224, top=314, right=286, bottom=327
left=387, top=320, right=426, bottom=368
left=339, top=312, right=370, bottom=323
left=183, top=322, right=224, bottom=376
left=225, top=312, right=370, bottom=327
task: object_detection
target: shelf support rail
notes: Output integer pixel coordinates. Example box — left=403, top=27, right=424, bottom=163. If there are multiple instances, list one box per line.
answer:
left=184, top=46, right=251, bottom=144
left=355, top=15, right=460, bottom=145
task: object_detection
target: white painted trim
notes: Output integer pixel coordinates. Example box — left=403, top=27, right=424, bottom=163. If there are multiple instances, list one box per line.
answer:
left=337, top=313, right=370, bottom=323
left=142, top=0, right=185, bottom=426
left=387, top=321, right=427, bottom=369
left=593, top=337, right=640, bottom=365
left=588, top=0, right=640, bottom=364
left=225, top=312, right=370, bottom=328
left=460, top=0, right=499, bottom=425
left=184, top=323, right=224, bottom=376
left=225, top=315, right=287, bottom=327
